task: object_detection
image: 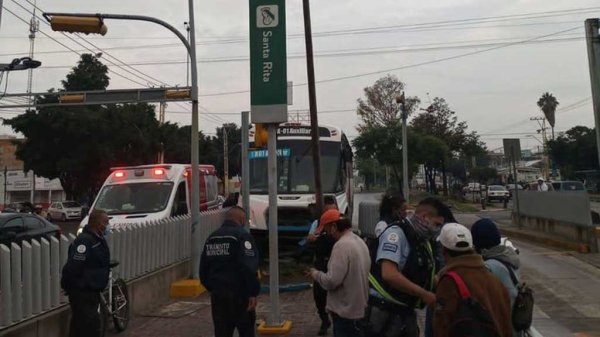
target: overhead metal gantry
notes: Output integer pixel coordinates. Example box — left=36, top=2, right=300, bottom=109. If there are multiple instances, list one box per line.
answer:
left=0, top=86, right=191, bottom=109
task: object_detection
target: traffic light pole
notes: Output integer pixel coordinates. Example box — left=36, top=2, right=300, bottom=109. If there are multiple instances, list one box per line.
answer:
left=42, top=9, right=202, bottom=278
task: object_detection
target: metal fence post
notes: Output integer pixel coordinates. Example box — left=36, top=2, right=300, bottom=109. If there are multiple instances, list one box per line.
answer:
left=50, top=237, right=60, bottom=307
left=31, top=239, right=41, bottom=314
left=10, top=243, right=22, bottom=322
left=1, top=244, right=12, bottom=326
left=40, top=238, right=51, bottom=311
left=22, top=241, right=32, bottom=318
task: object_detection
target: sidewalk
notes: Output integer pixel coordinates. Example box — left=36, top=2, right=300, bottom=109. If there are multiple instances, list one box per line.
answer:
left=108, top=288, right=326, bottom=337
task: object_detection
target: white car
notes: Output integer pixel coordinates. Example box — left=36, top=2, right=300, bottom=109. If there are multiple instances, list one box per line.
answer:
left=486, top=185, right=510, bottom=202
left=47, top=201, right=83, bottom=222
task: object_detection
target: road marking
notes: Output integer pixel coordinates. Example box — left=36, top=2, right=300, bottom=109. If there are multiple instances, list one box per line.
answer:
left=530, top=327, right=544, bottom=337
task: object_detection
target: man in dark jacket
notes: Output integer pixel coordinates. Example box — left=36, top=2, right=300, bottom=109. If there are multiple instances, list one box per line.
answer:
left=61, top=209, right=111, bottom=337
left=200, top=206, right=260, bottom=337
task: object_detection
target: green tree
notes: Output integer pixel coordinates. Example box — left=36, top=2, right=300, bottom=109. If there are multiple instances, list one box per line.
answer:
left=3, top=54, right=163, bottom=201
left=548, top=126, right=597, bottom=179
left=411, top=97, right=485, bottom=194
left=356, top=74, right=420, bottom=130
left=214, top=123, right=242, bottom=179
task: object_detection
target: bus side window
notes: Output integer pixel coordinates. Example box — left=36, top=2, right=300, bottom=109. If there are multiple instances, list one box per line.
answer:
left=172, top=182, right=188, bottom=217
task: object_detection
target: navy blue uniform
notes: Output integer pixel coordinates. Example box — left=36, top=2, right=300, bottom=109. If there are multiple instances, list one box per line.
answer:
left=200, top=220, right=260, bottom=337
left=61, top=226, right=110, bottom=337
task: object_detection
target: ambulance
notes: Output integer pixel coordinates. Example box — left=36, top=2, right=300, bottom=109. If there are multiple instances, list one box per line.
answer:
left=79, top=164, right=219, bottom=229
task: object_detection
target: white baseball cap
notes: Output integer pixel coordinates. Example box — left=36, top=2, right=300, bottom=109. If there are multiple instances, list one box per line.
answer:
left=438, top=223, right=473, bottom=252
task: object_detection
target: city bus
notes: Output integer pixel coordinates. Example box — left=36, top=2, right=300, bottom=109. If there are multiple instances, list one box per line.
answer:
left=247, top=122, right=354, bottom=241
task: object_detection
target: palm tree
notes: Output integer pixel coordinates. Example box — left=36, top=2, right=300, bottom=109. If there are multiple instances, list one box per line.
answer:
left=537, top=92, right=559, bottom=139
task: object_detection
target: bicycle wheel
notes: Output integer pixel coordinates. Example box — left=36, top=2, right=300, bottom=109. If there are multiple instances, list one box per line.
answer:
left=111, top=278, right=130, bottom=332
left=98, top=299, right=108, bottom=337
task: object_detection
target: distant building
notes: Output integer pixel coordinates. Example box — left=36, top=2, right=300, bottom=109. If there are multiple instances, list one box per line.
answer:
left=0, top=135, right=65, bottom=206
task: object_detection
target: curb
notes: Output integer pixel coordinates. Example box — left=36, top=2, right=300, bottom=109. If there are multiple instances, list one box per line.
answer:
left=169, top=279, right=205, bottom=298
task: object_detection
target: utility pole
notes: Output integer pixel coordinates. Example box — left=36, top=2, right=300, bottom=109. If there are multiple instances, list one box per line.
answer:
left=396, top=93, right=409, bottom=202
left=28, top=0, right=38, bottom=205
left=223, top=127, right=229, bottom=196
left=585, top=19, right=600, bottom=170
left=0, top=0, right=4, bottom=32
left=157, top=100, right=166, bottom=163
left=302, top=0, right=323, bottom=214
left=530, top=116, right=550, bottom=179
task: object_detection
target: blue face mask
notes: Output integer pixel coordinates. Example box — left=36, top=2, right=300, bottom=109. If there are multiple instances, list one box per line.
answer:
left=103, top=223, right=113, bottom=237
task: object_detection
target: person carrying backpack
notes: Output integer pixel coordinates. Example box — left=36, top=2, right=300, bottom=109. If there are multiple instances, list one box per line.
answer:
left=434, top=223, right=512, bottom=337
left=471, top=218, right=533, bottom=337
left=365, top=199, right=437, bottom=337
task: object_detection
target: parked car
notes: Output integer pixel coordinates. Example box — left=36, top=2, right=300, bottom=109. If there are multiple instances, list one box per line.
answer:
left=3, top=201, right=35, bottom=213
left=505, top=183, right=523, bottom=198
left=487, top=185, right=510, bottom=202
left=47, top=201, right=83, bottom=222
left=551, top=181, right=586, bottom=192
left=0, top=213, right=61, bottom=246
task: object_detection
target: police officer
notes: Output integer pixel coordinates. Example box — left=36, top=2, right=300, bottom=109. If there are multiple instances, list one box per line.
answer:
left=200, top=206, right=259, bottom=337
left=61, top=209, right=111, bottom=337
left=366, top=206, right=437, bottom=337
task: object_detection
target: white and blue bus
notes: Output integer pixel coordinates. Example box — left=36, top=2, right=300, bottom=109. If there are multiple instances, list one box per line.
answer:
left=246, top=122, right=354, bottom=241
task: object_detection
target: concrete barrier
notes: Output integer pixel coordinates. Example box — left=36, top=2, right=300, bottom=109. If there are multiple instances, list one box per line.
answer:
left=513, top=191, right=598, bottom=253
left=358, top=200, right=380, bottom=238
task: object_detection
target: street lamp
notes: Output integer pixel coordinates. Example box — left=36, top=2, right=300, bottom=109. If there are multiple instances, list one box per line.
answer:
left=43, top=7, right=203, bottom=279
left=1, top=57, right=42, bottom=71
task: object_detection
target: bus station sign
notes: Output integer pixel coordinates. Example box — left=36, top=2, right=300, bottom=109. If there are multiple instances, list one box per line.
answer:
left=249, top=0, right=287, bottom=124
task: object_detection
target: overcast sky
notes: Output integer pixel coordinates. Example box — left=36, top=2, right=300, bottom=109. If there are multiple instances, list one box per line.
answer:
left=0, top=0, right=598, bottom=151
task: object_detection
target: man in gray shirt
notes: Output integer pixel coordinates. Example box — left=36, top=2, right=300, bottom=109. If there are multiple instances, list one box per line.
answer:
left=309, top=213, right=371, bottom=337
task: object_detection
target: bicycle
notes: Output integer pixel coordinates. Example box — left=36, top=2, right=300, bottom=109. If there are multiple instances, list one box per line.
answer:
left=98, top=260, right=130, bottom=336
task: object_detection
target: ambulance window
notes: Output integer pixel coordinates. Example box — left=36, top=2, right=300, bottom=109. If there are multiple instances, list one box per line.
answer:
left=171, top=182, right=188, bottom=217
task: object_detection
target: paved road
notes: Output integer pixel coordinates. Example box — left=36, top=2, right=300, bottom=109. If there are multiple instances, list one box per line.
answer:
left=458, top=212, right=600, bottom=337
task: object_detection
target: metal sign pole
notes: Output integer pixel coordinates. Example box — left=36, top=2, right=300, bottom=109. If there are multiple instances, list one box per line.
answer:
left=267, top=124, right=280, bottom=326
left=512, top=152, right=521, bottom=229
left=242, top=111, right=250, bottom=226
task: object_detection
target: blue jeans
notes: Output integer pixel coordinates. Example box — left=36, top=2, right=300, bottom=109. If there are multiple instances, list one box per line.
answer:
left=332, top=313, right=364, bottom=337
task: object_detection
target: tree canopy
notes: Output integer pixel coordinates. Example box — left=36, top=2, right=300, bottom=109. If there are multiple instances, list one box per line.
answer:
left=548, top=125, right=597, bottom=179
left=353, top=75, right=486, bottom=194
left=3, top=54, right=241, bottom=201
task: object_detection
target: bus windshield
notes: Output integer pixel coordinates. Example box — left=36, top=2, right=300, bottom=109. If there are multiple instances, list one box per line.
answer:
left=94, top=182, right=174, bottom=215
left=249, top=140, right=343, bottom=194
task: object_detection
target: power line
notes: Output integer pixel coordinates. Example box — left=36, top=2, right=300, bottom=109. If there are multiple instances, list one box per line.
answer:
left=2, top=5, right=153, bottom=88
left=32, top=35, right=583, bottom=70
left=190, top=25, right=582, bottom=97
left=0, top=5, right=595, bottom=55
left=0, top=31, right=582, bottom=60
left=15, top=0, right=167, bottom=88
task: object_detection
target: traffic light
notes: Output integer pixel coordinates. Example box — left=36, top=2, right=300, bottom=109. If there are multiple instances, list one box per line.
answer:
left=50, top=16, right=108, bottom=35
left=165, top=89, right=191, bottom=100
left=59, top=94, right=84, bottom=104
left=254, top=124, right=268, bottom=148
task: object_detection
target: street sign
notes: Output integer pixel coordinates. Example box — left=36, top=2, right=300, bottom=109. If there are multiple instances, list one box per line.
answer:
left=503, top=138, right=521, bottom=161
left=250, top=0, right=287, bottom=124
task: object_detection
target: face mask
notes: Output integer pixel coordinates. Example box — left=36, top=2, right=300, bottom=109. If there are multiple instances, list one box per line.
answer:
left=408, top=213, right=435, bottom=238
left=103, top=223, right=113, bottom=237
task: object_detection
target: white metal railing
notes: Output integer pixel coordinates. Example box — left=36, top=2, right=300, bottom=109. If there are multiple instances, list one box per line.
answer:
left=0, top=209, right=226, bottom=329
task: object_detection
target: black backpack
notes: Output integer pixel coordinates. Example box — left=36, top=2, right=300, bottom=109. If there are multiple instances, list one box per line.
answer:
left=444, top=272, right=501, bottom=337
left=489, top=259, right=534, bottom=331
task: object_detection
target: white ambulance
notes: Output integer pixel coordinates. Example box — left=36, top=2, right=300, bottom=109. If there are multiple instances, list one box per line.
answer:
left=79, top=164, right=219, bottom=229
